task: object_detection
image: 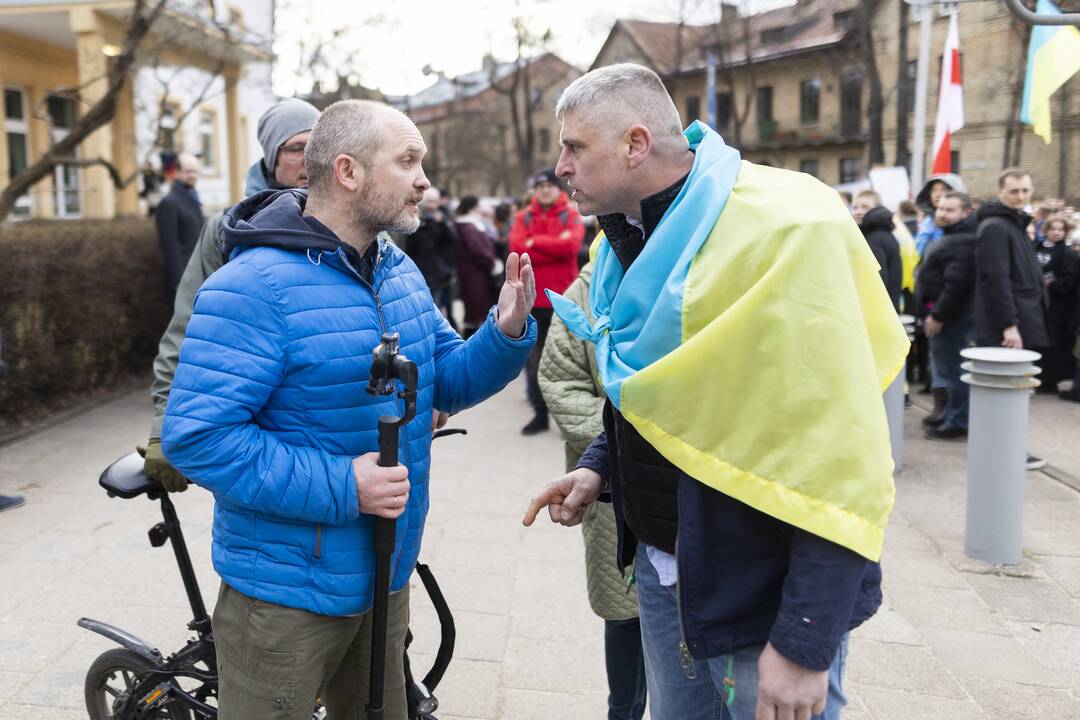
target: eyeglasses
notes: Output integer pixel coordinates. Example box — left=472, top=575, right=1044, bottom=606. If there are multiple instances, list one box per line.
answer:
left=279, top=143, right=306, bottom=158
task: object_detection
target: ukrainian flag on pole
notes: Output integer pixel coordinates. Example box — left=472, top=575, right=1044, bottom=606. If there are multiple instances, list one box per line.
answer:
left=1020, top=0, right=1080, bottom=144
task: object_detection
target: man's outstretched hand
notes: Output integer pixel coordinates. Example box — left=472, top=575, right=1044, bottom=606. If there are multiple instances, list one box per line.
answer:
left=522, top=467, right=603, bottom=527
left=497, top=252, right=536, bottom=338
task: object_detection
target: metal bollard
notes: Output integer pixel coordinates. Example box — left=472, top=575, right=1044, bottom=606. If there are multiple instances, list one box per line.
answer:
left=960, top=347, right=1041, bottom=565
left=884, top=315, right=916, bottom=472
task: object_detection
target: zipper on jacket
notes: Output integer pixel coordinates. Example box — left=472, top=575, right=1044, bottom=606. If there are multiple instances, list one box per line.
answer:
left=674, top=534, right=697, bottom=680
left=313, top=523, right=323, bottom=559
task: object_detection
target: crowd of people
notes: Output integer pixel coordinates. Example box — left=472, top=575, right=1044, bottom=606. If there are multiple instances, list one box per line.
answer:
left=845, top=170, right=1080, bottom=467
left=5, top=60, right=1071, bottom=720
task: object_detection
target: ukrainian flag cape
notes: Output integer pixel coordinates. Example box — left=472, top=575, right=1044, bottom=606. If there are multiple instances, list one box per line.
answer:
left=548, top=121, right=909, bottom=561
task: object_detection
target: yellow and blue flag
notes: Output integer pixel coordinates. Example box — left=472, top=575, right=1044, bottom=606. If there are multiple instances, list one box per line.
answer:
left=548, top=121, right=909, bottom=561
left=1020, top=0, right=1080, bottom=144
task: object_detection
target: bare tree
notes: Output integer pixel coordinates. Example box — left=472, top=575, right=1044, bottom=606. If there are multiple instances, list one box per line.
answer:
left=853, top=0, right=886, bottom=166
left=709, top=2, right=758, bottom=149
left=895, top=0, right=911, bottom=169
left=488, top=16, right=554, bottom=181
left=0, top=0, right=169, bottom=222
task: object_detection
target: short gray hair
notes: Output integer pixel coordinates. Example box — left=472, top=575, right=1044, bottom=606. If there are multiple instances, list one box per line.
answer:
left=555, top=63, right=685, bottom=153
left=305, top=99, right=396, bottom=191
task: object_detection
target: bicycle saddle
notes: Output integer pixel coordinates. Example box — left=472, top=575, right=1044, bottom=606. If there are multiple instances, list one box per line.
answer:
left=99, top=451, right=163, bottom=499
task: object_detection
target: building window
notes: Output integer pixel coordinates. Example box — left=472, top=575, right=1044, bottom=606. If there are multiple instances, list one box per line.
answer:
left=950, top=149, right=960, bottom=174
left=685, top=95, right=700, bottom=124
left=761, top=28, right=786, bottom=44
left=840, top=71, right=863, bottom=136
left=4, top=87, right=32, bottom=219
left=160, top=101, right=181, bottom=152
left=840, top=157, right=861, bottom=183
left=538, top=127, right=551, bottom=156
left=800, top=159, right=820, bottom=178
left=834, top=10, right=853, bottom=31
left=198, top=108, right=219, bottom=174
left=800, top=79, right=821, bottom=125
left=716, top=92, right=733, bottom=133
left=47, top=93, right=81, bottom=218
left=904, top=60, right=917, bottom=113
left=757, top=86, right=775, bottom=141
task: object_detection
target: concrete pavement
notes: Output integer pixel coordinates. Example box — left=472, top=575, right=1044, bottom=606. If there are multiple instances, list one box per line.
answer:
left=1, top=378, right=1079, bottom=718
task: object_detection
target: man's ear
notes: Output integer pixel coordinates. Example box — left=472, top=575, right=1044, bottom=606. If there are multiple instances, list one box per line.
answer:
left=333, top=154, right=363, bottom=192
left=625, top=124, right=652, bottom=170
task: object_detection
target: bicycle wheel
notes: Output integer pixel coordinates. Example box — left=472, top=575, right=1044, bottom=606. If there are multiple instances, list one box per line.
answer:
left=85, top=647, right=192, bottom=720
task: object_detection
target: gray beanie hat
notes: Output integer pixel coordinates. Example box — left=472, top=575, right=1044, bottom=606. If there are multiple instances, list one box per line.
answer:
left=257, top=98, right=320, bottom=176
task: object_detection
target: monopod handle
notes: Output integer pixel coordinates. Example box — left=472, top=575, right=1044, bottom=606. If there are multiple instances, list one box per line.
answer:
left=374, top=416, right=399, bottom=555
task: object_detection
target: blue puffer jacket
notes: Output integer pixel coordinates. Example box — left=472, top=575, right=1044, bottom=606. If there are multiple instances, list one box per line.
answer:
left=162, top=189, right=535, bottom=616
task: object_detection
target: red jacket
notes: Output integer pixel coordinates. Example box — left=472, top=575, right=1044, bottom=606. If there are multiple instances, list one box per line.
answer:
left=509, top=192, right=585, bottom=308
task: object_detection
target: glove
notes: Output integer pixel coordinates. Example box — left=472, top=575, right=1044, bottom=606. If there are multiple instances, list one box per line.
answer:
left=137, top=440, right=189, bottom=493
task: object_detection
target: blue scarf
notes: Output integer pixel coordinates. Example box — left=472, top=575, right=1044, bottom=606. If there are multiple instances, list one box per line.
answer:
left=546, top=121, right=742, bottom=409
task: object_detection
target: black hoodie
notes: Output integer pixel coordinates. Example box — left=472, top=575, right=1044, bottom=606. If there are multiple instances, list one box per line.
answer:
left=973, top=200, right=1051, bottom=347
left=859, top=206, right=902, bottom=311
left=916, top=213, right=978, bottom=324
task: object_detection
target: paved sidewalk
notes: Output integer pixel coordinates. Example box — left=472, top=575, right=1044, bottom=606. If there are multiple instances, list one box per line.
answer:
left=0, top=379, right=1078, bottom=719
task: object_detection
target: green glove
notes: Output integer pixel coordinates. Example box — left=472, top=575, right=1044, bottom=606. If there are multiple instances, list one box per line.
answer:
left=137, top=439, right=189, bottom=493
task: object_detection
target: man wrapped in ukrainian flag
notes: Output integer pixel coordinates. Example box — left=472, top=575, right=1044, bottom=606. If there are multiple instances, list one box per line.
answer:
left=522, top=64, right=909, bottom=720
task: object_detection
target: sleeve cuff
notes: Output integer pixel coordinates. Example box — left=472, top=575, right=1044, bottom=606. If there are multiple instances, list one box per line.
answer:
left=767, top=615, right=843, bottom=672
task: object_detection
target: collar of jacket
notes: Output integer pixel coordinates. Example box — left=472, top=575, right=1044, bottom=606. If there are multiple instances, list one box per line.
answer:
left=596, top=171, right=690, bottom=271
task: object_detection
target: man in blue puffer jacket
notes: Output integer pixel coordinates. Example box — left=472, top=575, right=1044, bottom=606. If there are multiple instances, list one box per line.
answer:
left=162, top=99, right=537, bottom=719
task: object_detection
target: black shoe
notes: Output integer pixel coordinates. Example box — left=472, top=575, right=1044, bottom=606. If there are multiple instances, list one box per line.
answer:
left=1026, top=455, right=1047, bottom=471
left=1059, top=391, right=1080, bottom=403
left=521, top=414, right=549, bottom=436
left=0, top=494, right=25, bottom=513
left=921, top=415, right=946, bottom=430
left=926, top=425, right=967, bottom=440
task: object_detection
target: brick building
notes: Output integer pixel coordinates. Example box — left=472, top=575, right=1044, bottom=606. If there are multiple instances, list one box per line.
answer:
left=591, top=0, right=1079, bottom=200
left=397, top=53, right=581, bottom=198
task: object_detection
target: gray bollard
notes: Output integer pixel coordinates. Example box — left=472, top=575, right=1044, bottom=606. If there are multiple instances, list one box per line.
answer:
left=960, top=347, right=1041, bottom=565
left=884, top=315, right=916, bottom=472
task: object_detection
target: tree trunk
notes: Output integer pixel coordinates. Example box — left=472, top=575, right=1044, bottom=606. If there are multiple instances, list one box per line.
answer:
left=861, top=0, right=886, bottom=166
left=895, top=0, right=911, bottom=169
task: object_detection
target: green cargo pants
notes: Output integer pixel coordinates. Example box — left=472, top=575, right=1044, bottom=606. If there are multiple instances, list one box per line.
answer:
left=212, top=582, right=410, bottom=720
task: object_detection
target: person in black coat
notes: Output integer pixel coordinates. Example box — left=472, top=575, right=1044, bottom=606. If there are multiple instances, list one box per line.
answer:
left=406, top=186, right=459, bottom=331
left=919, top=192, right=977, bottom=439
left=154, top=153, right=205, bottom=309
left=973, top=170, right=1051, bottom=352
left=853, top=191, right=902, bottom=311
left=1033, top=215, right=1079, bottom=392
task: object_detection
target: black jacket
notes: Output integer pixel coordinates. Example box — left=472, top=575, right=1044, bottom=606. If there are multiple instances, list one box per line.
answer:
left=406, top=211, right=458, bottom=289
left=155, top=182, right=205, bottom=295
left=974, top=201, right=1051, bottom=348
left=859, top=206, right=902, bottom=311
left=917, top=214, right=977, bottom=325
left=1034, top=239, right=1079, bottom=346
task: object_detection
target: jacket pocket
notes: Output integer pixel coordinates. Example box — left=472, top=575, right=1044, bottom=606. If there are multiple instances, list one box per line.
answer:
left=313, top=524, right=323, bottom=560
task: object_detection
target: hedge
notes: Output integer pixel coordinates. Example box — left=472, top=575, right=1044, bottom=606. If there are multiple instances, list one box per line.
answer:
left=0, top=217, right=169, bottom=431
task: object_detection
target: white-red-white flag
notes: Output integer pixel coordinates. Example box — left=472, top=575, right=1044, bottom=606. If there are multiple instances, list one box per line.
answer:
left=931, top=14, right=964, bottom=175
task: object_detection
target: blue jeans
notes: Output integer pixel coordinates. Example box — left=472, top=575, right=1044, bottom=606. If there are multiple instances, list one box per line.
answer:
left=635, top=544, right=848, bottom=720
left=930, top=315, right=975, bottom=430
left=604, top=617, right=647, bottom=720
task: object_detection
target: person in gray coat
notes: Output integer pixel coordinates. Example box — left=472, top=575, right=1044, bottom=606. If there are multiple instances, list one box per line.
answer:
left=141, top=98, right=320, bottom=490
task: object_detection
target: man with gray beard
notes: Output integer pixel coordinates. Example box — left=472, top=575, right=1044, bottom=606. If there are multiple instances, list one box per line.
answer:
left=161, top=99, right=537, bottom=719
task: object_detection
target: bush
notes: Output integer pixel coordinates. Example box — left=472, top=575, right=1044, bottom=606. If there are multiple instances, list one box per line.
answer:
left=0, top=218, right=168, bottom=430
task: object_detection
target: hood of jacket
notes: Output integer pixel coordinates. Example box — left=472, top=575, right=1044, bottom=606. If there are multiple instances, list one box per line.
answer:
left=860, top=206, right=895, bottom=234
left=976, top=199, right=1032, bottom=232
left=219, top=188, right=367, bottom=266
left=915, top=173, right=967, bottom=213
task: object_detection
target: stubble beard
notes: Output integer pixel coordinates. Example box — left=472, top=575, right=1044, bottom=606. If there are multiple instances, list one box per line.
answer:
left=353, top=183, right=420, bottom=235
